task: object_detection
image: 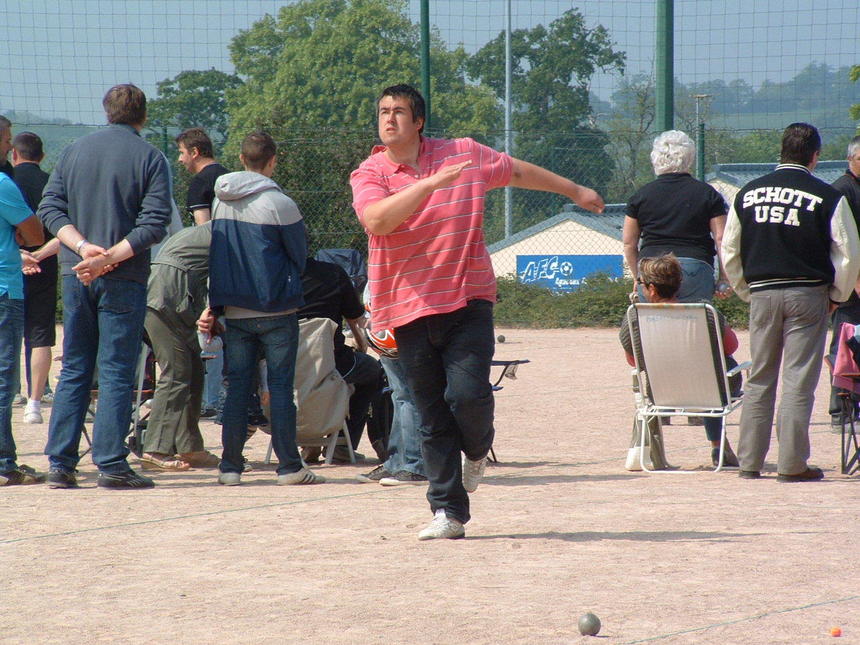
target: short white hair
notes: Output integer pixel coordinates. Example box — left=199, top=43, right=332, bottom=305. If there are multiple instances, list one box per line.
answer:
left=847, top=135, right=860, bottom=159
left=650, top=130, right=695, bottom=175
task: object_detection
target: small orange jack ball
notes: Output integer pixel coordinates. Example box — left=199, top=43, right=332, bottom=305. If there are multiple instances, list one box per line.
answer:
left=830, top=627, right=842, bottom=637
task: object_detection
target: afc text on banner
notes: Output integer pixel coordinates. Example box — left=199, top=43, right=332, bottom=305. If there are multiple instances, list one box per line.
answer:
left=516, top=254, right=623, bottom=292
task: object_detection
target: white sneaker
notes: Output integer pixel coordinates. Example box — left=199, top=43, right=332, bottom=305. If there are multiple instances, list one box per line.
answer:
left=418, top=509, right=465, bottom=541
left=277, top=467, right=325, bottom=485
left=23, top=409, right=43, bottom=424
left=12, top=394, right=27, bottom=406
left=218, top=471, right=241, bottom=486
left=462, top=454, right=487, bottom=492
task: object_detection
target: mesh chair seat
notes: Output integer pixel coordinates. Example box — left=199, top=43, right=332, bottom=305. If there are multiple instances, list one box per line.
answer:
left=627, top=302, right=749, bottom=473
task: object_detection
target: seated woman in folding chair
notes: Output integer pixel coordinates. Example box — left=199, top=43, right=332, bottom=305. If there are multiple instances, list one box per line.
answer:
left=620, top=253, right=742, bottom=468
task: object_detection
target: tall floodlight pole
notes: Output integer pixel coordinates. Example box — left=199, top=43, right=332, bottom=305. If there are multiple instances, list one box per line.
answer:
left=504, top=0, right=512, bottom=238
left=693, top=94, right=712, bottom=180
left=420, top=0, right=431, bottom=130
left=655, top=0, right=674, bottom=132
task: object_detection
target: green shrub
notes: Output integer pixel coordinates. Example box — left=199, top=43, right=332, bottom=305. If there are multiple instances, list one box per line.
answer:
left=51, top=269, right=752, bottom=330
left=495, top=273, right=750, bottom=329
left=711, top=292, right=750, bottom=330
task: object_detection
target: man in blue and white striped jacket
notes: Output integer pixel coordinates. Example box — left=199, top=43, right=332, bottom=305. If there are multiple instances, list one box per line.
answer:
left=200, top=131, right=323, bottom=487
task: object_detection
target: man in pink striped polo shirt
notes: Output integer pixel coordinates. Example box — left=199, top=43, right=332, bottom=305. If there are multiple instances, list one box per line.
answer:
left=350, top=84, right=604, bottom=540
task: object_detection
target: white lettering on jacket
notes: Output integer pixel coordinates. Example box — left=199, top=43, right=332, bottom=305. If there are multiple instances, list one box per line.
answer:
left=742, top=186, right=821, bottom=227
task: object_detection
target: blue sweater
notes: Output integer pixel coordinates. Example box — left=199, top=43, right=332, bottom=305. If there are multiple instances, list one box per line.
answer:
left=38, top=124, right=171, bottom=284
left=209, top=171, right=306, bottom=313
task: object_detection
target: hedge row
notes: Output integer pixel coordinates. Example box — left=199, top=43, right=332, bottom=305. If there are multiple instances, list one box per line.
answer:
left=494, top=274, right=751, bottom=329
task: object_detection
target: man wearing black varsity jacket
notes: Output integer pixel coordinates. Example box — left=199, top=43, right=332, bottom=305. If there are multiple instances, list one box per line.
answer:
left=722, top=123, right=860, bottom=483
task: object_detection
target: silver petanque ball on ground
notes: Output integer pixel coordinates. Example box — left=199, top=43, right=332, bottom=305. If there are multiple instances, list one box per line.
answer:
left=578, top=612, right=601, bottom=636
left=497, top=334, right=505, bottom=343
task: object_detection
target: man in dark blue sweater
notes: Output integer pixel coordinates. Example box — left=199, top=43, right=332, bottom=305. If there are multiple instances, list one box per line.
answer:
left=37, top=84, right=172, bottom=490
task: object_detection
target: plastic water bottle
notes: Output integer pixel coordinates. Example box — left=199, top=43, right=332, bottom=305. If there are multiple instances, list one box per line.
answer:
left=198, top=331, right=223, bottom=360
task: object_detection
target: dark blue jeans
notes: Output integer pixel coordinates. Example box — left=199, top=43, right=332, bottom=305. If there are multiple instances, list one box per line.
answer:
left=220, top=314, right=303, bottom=476
left=0, top=295, right=25, bottom=473
left=341, top=350, right=382, bottom=449
left=45, top=277, right=146, bottom=474
left=396, top=299, right=495, bottom=525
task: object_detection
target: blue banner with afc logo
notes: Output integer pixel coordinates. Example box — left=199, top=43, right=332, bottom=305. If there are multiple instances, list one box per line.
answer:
left=516, top=254, right=623, bottom=292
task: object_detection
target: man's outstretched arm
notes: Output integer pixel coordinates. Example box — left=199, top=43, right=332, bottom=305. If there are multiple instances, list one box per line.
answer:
left=359, top=161, right=471, bottom=235
left=508, top=158, right=605, bottom=213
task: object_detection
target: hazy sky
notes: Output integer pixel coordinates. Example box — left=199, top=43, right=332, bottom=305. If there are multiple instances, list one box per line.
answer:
left=0, top=0, right=856, bottom=125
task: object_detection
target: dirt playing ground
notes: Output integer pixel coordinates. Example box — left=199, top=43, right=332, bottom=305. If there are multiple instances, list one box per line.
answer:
left=1, top=327, right=858, bottom=644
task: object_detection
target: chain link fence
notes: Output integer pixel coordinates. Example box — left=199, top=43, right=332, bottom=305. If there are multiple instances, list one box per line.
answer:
left=2, top=0, right=858, bottom=297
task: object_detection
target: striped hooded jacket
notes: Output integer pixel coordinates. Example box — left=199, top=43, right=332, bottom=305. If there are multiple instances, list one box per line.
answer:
left=209, top=171, right=306, bottom=314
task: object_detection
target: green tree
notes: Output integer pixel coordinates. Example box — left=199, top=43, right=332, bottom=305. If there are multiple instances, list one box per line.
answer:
left=850, top=64, right=860, bottom=123
left=604, top=74, right=655, bottom=202
left=143, top=69, right=244, bottom=225
left=467, top=8, right=625, bottom=227
left=225, top=0, right=499, bottom=252
left=147, top=68, right=244, bottom=145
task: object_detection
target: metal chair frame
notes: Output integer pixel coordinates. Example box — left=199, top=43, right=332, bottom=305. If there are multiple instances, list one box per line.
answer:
left=627, top=303, right=749, bottom=473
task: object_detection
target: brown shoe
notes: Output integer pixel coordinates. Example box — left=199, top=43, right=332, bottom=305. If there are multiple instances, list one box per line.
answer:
left=178, top=451, right=221, bottom=468
left=0, top=465, right=46, bottom=485
left=776, top=466, right=824, bottom=482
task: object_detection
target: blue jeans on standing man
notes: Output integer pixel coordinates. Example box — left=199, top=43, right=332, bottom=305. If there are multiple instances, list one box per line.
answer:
left=45, top=277, right=147, bottom=474
left=395, top=299, right=495, bottom=525
left=220, top=313, right=303, bottom=476
left=0, top=294, right=25, bottom=474
left=381, top=356, right=425, bottom=477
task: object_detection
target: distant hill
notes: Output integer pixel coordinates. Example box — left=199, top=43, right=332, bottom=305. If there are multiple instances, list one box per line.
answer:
left=3, top=110, right=100, bottom=172
left=593, top=62, right=860, bottom=134
left=684, top=63, right=860, bottom=131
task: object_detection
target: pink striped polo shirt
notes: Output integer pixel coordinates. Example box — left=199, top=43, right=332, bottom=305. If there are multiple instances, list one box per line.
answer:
left=350, top=136, right=513, bottom=330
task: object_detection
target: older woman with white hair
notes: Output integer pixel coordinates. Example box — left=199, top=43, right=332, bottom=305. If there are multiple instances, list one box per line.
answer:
left=623, top=130, right=730, bottom=303
left=622, top=131, right=734, bottom=459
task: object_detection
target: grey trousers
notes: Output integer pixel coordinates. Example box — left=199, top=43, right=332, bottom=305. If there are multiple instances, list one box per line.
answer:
left=738, top=285, right=829, bottom=475
left=143, top=309, right=205, bottom=455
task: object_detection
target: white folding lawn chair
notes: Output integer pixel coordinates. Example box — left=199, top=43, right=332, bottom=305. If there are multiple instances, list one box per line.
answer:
left=263, top=317, right=353, bottom=465
left=627, top=302, right=750, bottom=473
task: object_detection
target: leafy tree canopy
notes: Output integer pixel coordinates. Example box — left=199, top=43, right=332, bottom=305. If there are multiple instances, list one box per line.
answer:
left=467, top=8, right=625, bottom=225
left=467, top=9, right=625, bottom=132
left=147, top=68, right=244, bottom=144
left=851, top=64, right=860, bottom=123
left=227, top=0, right=497, bottom=138
left=224, top=0, right=500, bottom=251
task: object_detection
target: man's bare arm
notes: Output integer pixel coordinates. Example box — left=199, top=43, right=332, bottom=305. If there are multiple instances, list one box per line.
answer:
left=32, top=237, right=61, bottom=263
left=508, top=158, right=604, bottom=213
left=72, top=239, right=133, bottom=285
left=15, top=214, right=44, bottom=247
left=192, top=207, right=211, bottom=225
left=347, top=317, right=368, bottom=353
left=361, top=161, right=471, bottom=235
